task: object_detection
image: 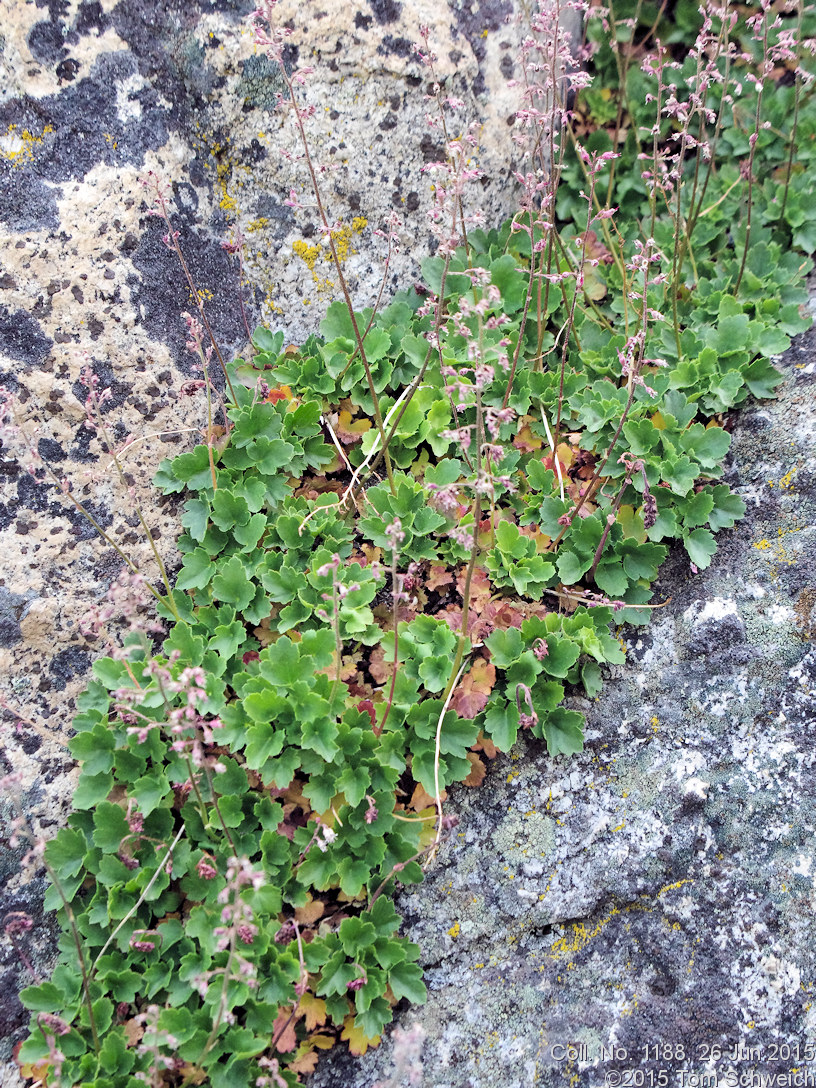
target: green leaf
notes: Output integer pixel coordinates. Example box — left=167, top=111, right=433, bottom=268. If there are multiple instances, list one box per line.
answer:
left=259, top=637, right=302, bottom=687
left=483, top=701, right=520, bottom=750
left=234, top=512, right=267, bottom=550
left=153, top=458, right=185, bottom=494
left=176, top=548, right=216, bottom=592
left=540, top=708, right=585, bottom=756
left=743, top=357, right=783, bottom=399
left=211, top=556, right=255, bottom=611
left=69, top=724, right=115, bottom=776
left=681, top=424, right=730, bottom=470
left=339, top=917, right=378, bottom=955
left=485, top=626, right=525, bottom=668
left=388, top=960, right=427, bottom=1005
left=172, top=445, right=217, bottom=489
left=318, top=951, right=359, bottom=997
left=756, top=325, right=790, bottom=357
left=684, top=528, right=717, bottom=569
left=181, top=496, right=210, bottom=543
left=20, top=982, right=67, bottom=1012
left=540, top=635, right=581, bottom=679
left=661, top=455, right=698, bottom=496
left=99, top=1028, right=133, bottom=1074
left=74, top=771, right=114, bottom=809
left=252, top=326, right=284, bottom=354
left=707, top=485, right=746, bottom=531
left=581, top=660, right=603, bottom=698
left=131, top=771, right=171, bottom=818
left=93, top=801, right=129, bottom=853
left=92, top=658, right=131, bottom=690
left=211, top=489, right=251, bottom=531
left=44, top=828, right=88, bottom=879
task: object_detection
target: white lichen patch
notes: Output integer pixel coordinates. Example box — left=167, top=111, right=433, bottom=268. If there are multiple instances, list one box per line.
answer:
left=683, top=596, right=739, bottom=623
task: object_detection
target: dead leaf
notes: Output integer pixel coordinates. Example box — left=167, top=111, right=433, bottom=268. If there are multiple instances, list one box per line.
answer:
left=176, top=1064, right=208, bottom=1086
left=297, top=992, right=328, bottom=1031
left=409, top=783, right=446, bottom=811
left=272, top=1008, right=298, bottom=1054
left=122, top=1018, right=145, bottom=1047
left=472, top=731, right=499, bottom=759
left=426, top=564, right=454, bottom=592
left=462, top=752, right=487, bottom=788
left=514, top=420, right=543, bottom=453
left=14, top=1041, right=52, bottom=1086
left=335, top=408, right=372, bottom=445
left=451, top=658, right=496, bottom=718
left=295, top=898, right=326, bottom=928
left=456, top=563, right=491, bottom=605
left=359, top=543, right=382, bottom=567
left=290, top=1049, right=320, bottom=1076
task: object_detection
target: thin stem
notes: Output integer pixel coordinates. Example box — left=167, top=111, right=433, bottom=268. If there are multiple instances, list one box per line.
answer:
left=163, top=228, right=237, bottom=407
left=276, top=63, right=396, bottom=493
left=90, top=826, right=185, bottom=974
left=588, top=468, right=635, bottom=580
left=377, top=552, right=401, bottom=737
left=428, top=659, right=468, bottom=864
left=734, top=14, right=768, bottom=295
left=42, top=860, right=99, bottom=1052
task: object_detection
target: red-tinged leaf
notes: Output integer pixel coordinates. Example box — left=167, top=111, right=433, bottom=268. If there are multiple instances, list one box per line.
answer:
left=462, top=752, right=487, bottom=787
left=357, top=700, right=377, bottom=728
left=367, top=645, right=389, bottom=685
left=426, top=564, right=454, bottom=592
left=576, top=229, right=613, bottom=264
left=451, top=658, right=496, bottom=718
left=265, top=385, right=293, bottom=404
left=272, top=1008, right=298, bottom=1053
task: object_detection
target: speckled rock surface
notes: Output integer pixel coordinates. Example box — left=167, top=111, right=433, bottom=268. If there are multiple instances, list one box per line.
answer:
left=2, top=1, right=815, bottom=1086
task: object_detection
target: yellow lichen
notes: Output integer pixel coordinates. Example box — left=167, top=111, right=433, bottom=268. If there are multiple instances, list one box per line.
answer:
left=0, top=124, right=54, bottom=167
left=293, top=239, right=321, bottom=273
left=447, top=921, right=460, bottom=938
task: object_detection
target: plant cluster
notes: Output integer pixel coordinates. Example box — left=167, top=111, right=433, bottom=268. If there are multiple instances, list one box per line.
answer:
left=6, top=0, right=816, bottom=1085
